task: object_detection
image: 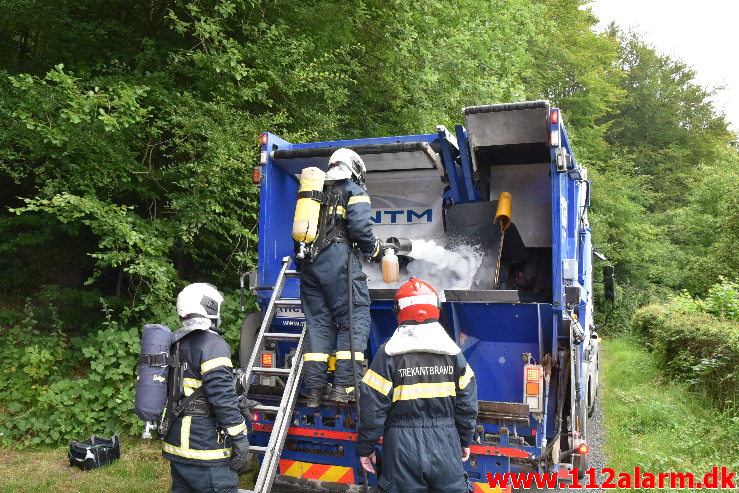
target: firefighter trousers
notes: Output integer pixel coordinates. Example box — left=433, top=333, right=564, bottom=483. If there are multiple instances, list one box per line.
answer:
left=170, top=461, right=238, bottom=493
left=378, top=420, right=468, bottom=493
left=300, top=243, right=371, bottom=390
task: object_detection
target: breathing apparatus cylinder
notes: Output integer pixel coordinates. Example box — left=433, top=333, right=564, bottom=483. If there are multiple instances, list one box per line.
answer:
left=134, top=324, right=172, bottom=432
left=494, top=192, right=512, bottom=230
left=292, top=167, right=326, bottom=253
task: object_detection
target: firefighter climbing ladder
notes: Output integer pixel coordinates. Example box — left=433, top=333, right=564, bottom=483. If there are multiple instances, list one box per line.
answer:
left=238, top=256, right=305, bottom=493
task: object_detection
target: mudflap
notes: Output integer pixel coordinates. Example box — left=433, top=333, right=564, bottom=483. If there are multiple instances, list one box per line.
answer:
left=272, top=475, right=378, bottom=492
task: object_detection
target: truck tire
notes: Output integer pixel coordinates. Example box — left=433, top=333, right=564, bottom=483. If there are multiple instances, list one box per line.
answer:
left=239, top=311, right=263, bottom=367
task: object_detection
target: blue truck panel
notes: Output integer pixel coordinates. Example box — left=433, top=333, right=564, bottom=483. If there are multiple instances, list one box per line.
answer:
left=245, top=101, right=600, bottom=490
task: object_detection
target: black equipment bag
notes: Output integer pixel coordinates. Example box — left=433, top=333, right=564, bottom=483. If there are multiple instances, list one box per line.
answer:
left=68, top=435, right=121, bottom=471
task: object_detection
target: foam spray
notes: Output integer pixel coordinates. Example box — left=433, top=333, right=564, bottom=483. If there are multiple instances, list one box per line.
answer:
left=365, top=239, right=483, bottom=300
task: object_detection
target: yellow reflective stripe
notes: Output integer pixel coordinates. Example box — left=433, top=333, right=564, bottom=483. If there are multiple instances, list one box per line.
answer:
left=362, top=369, right=392, bottom=396
left=371, top=240, right=381, bottom=257
left=459, top=364, right=475, bottom=390
left=348, top=195, right=371, bottom=205
left=335, top=351, right=365, bottom=360
left=162, top=442, right=231, bottom=460
left=330, top=206, right=347, bottom=218
left=201, top=357, right=233, bottom=374
left=184, top=378, right=201, bottom=395
left=227, top=421, right=247, bottom=436
left=303, top=353, right=330, bottom=362
left=392, top=381, right=456, bottom=402
left=181, top=416, right=191, bottom=450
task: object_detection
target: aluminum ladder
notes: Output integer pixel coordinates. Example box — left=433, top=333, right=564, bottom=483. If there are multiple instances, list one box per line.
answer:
left=238, top=256, right=305, bottom=493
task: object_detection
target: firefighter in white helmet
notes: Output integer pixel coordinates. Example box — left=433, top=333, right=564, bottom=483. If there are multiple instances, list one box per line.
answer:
left=160, top=283, right=251, bottom=492
left=357, top=278, right=478, bottom=492
left=299, top=148, right=383, bottom=407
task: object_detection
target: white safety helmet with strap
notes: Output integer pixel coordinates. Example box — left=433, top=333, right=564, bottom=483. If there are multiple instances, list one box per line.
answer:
left=176, top=283, right=224, bottom=321
left=326, top=148, right=366, bottom=186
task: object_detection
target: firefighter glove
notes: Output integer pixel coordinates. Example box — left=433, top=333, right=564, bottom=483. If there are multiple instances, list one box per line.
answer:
left=229, top=435, right=251, bottom=475
left=237, top=395, right=261, bottom=420
left=368, top=240, right=383, bottom=263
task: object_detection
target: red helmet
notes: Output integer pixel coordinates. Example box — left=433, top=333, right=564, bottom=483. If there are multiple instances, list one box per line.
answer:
left=393, top=278, right=440, bottom=324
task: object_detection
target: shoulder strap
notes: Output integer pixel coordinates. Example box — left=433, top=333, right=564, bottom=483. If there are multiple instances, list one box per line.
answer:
left=157, top=340, right=206, bottom=438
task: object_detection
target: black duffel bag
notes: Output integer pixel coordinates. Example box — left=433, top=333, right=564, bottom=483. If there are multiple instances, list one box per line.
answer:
left=68, top=435, right=120, bottom=471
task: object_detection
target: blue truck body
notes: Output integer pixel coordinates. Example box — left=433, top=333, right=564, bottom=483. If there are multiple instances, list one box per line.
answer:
left=243, top=101, right=600, bottom=491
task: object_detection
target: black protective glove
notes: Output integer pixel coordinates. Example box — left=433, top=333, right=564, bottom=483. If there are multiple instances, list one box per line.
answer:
left=368, top=240, right=383, bottom=263
left=237, top=394, right=261, bottom=420
left=229, top=435, right=251, bottom=474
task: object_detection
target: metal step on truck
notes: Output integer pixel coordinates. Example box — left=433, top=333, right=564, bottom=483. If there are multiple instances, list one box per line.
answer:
left=237, top=100, right=605, bottom=492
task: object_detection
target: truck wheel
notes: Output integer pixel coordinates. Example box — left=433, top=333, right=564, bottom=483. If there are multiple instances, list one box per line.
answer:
left=239, top=311, right=263, bottom=367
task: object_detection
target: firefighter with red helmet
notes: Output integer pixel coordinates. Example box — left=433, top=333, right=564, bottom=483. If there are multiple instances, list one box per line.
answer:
left=357, top=278, right=478, bottom=492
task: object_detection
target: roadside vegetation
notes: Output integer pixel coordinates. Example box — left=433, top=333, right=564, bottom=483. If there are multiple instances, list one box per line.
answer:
left=602, top=338, right=739, bottom=491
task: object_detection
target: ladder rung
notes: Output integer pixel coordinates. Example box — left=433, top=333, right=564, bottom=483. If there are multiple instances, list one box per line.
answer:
left=263, top=332, right=302, bottom=341
left=274, top=298, right=302, bottom=308
left=284, top=270, right=300, bottom=278
left=252, top=367, right=292, bottom=376
left=251, top=405, right=280, bottom=413
left=249, top=445, right=267, bottom=454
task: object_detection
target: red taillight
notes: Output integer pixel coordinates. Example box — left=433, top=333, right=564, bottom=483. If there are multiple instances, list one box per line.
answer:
left=577, top=443, right=589, bottom=454
left=526, top=367, right=541, bottom=382
left=252, top=168, right=261, bottom=184
left=531, top=429, right=537, bottom=436
left=551, top=109, right=559, bottom=124
left=260, top=133, right=268, bottom=146
left=261, top=353, right=273, bottom=367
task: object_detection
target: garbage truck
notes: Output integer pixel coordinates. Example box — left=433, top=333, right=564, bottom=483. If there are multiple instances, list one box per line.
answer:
left=238, top=100, right=602, bottom=492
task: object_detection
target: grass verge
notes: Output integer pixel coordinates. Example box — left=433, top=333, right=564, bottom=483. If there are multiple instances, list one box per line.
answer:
left=601, top=337, right=739, bottom=490
left=0, top=438, right=257, bottom=493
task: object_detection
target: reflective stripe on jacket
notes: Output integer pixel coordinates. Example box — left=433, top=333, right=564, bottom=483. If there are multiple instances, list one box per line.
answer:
left=162, top=329, right=246, bottom=466
left=357, top=331, right=478, bottom=456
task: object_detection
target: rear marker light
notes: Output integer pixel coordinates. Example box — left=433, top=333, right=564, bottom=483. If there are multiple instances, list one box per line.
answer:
left=262, top=353, right=273, bottom=367
left=551, top=109, right=559, bottom=124
left=253, top=168, right=261, bottom=184
left=526, top=368, right=541, bottom=382
left=260, top=133, right=268, bottom=146
left=526, top=382, right=540, bottom=395
left=252, top=413, right=260, bottom=421
left=577, top=443, right=589, bottom=454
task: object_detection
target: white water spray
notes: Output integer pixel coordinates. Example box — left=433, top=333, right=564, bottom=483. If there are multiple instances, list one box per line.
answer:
left=365, top=239, right=483, bottom=299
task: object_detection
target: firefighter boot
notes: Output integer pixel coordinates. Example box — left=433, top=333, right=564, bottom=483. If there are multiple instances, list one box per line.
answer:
left=305, top=388, right=323, bottom=408
left=329, top=386, right=355, bottom=403
left=305, top=384, right=332, bottom=408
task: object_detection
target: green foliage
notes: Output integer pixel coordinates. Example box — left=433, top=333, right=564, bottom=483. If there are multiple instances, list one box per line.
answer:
left=0, top=303, right=141, bottom=445
left=0, top=0, right=737, bottom=447
left=631, top=280, right=739, bottom=411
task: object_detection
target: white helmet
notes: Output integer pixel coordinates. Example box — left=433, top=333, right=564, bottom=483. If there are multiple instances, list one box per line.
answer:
left=176, top=283, right=224, bottom=320
left=326, top=148, right=366, bottom=185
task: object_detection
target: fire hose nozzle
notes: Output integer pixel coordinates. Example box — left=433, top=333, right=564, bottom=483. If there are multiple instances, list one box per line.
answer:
left=384, top=237, right=412, bottom=256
